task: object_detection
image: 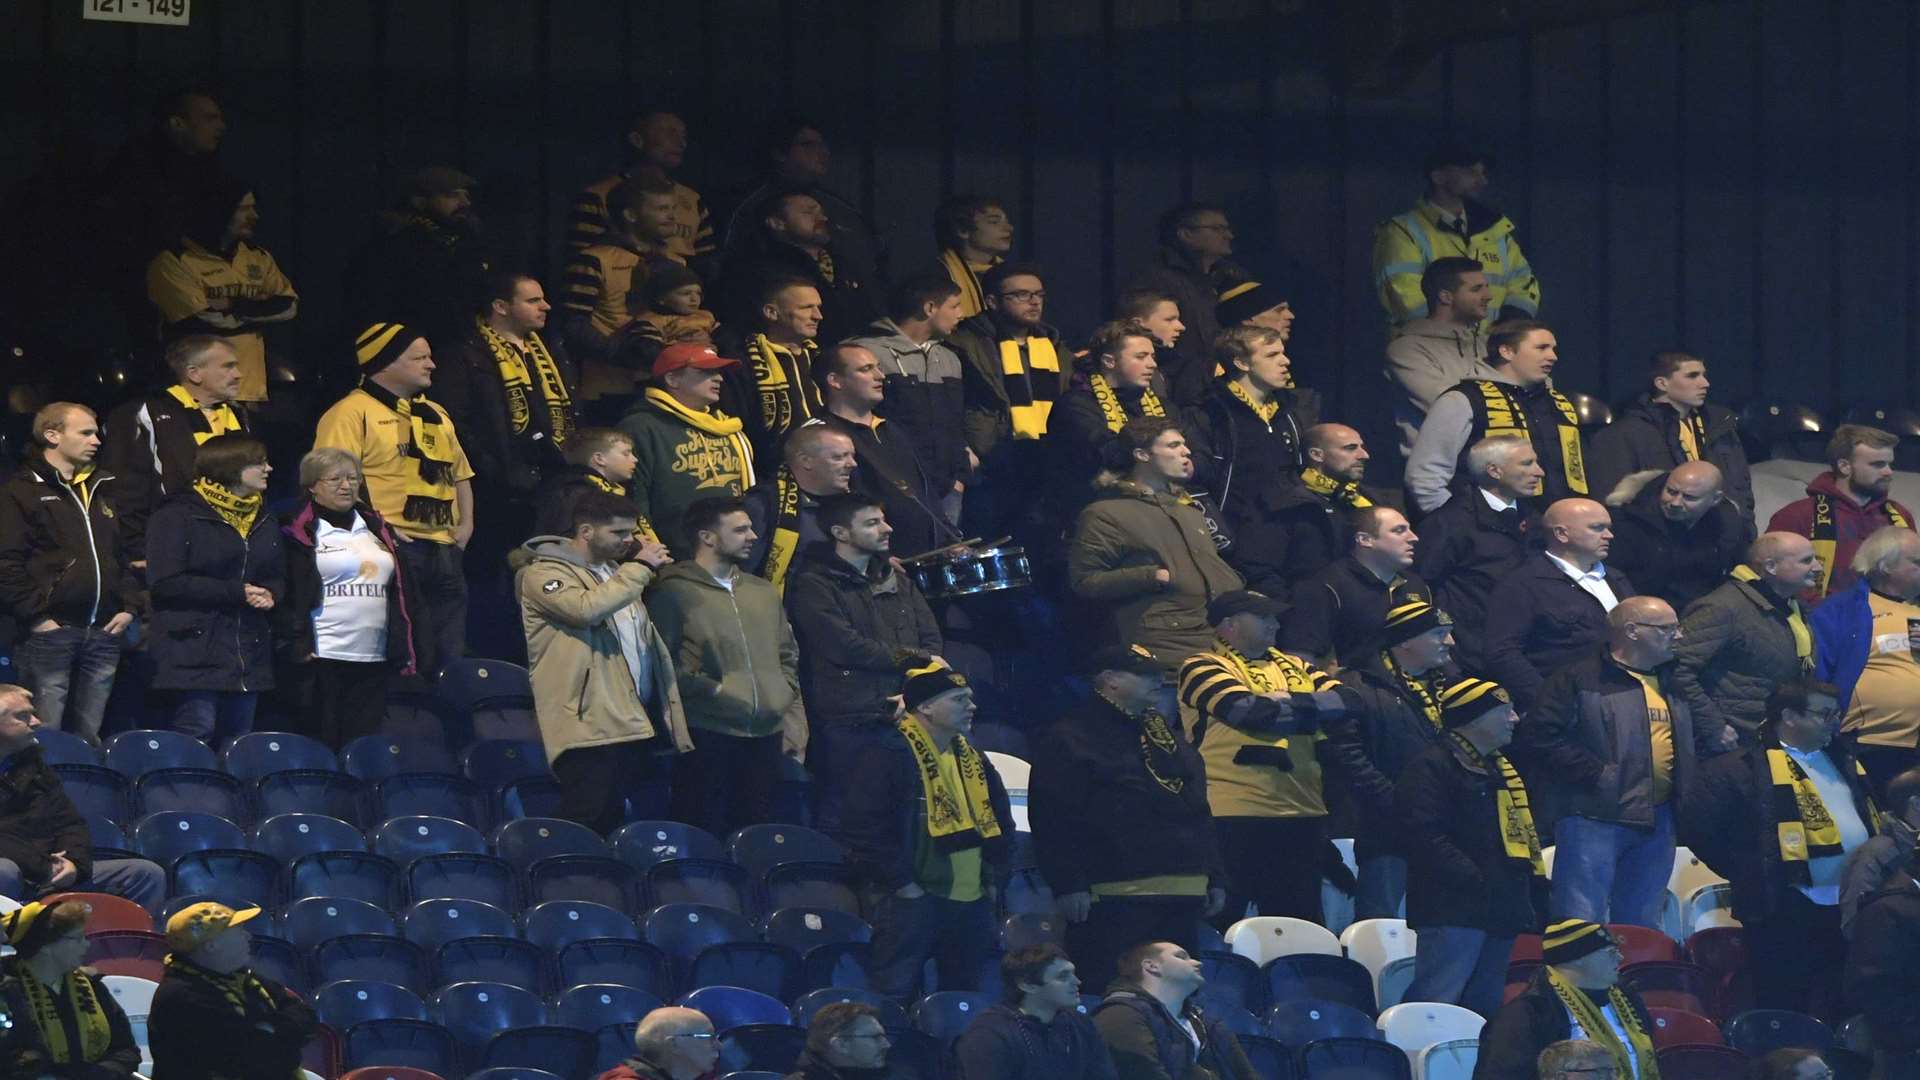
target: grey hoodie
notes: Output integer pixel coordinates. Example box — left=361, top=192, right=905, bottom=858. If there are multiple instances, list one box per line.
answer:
left=1385, top=318, right=1496, bottom=455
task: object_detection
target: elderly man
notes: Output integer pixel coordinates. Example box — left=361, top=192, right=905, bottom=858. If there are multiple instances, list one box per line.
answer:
left=149, top=902, right=316, bottom=1080
left=1813, top=526, right=1920, bottom=791
left=1672, top=532, right=1823, bottom=750
left=1521, top=598, right=1701, bottom=929
left=1094, top=941, right=1259, bottom=1080
left=786, top=1001, right=892, bottom=1080
left=1481, top=499, right=1636, bottom=711
left=1410, top=434, right=1541, bottom=672
left=1474, top=921, right=1660, bottom=1080
left=600, top=1006, right=720, bottom=1080
left=1603, top=461, right=1753, bottom=613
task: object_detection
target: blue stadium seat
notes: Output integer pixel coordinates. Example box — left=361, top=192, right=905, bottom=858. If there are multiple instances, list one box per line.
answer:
left=478, top=1026, right=596, bottom=1078
left=715, top=1024, right=806, bottom=1075
left=313, top=933, right=432, bottom=994
left=250, top=812, right=366, bottom=864
left=645, top=859, right=751, bottom=914
left=435, top=658, right=540, bottom=747
left=402, top=897, right=517, bottom=953
left=520, top=900, right=639, bottom=953
left=462, top=739, right=551, bottom=790
left=1001, top=912, right=1066, bottom=951
left=221, top=731, right=339, bottom=781
left=289, top=851, right=400, bottom=908
left=762, top=907, right=871, bottom=956
left=1209, top=1004, right=1262, bottom=1038
left=688, top=943, right=800, bottom=1001
left=405, top=853, right=518, bottom=909
left=131, top=810, right=247, bottom=866
left=341, top=1017, right=458, bottom=1075
left=255, top=770, right=368, bottom=828
left=553, top=983, right=662, bottom=1033
left=248, top=934, right=310, bottom=995
left=135, top=768, right=250, bottom=824
left=281, top=896, right=398, bottom=949
left=342, top=736, right=458, bottom=783
left=493, top=817, right=608, bottom=872
left=469, top=1069, right=566, bottom=1080
left=169, top=849, right=281, bottom=908
left=435, top=936, right=549, bottom=995
left=643, top=903, right=757, bottom=973
left=910, top=991, right=997, bottom=1047
left=104, top=729, right=216, bottom=777
left=1299, top=1036, right=1411, bottom=1078
left=528, top=854, right=641, bottom=913
left=315, top=978, right=427, bottom=1029
left=375, top=815, right=490, bottom=865
left=1266, top=999, right=1378, bottom=1046
left=430, top=980, right=548, bottom=1067
left=377, top=775, right=491, bottom=832
left=762, top=862, right=859, bottom=917
left=1723, top=1009, right=1833, bottom=1056
left=1194, top=950, right=1265, bottom=1015
left=85, top=815, right=127, bottom=852
left=680, top=985, right=791, bottom=1030
left=556, top=939, right=671, bottom=998
left=790, top=987, right=907, bottom=1032
left=51, top=764, right=131, bottom=825
left=499, top=777, right=565, bottom=821
left=797, top=941, right=871, bottom=994
left=35, top=728, right=99, bottom=766
left=1237, top=1034, right=1299, bottom=1080
left=594, top=1020, right=641, bottom=1075
left=611, top=820, right=724, bottom=873
left=725, top=824, right=844, bottom=879
left=1266, top=954, right=1378, bottom=1017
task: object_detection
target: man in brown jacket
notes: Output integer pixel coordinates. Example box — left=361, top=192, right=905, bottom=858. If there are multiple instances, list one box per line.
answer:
left=518, top=491, right=691, bottom=831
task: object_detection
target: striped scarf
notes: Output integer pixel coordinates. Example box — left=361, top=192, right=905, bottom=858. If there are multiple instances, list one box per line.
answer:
left=1468, top=379, right=1589, bottom=495
left=1545, top=967, right=1660, bottom=1080
left=17, top=967, right=112, bottom=1065
left=1810, top=491, right=1912, bottom=595
left=1300, top=467, right=1373, bottom=509
left=939, top=248, right=996, bottom=317
left=475, top=318, right=574, bottom=449
left=1766, top=747, right=1879, bottom=884
left=165, top=384, right=242, bottom=445
left=1448, top=730, right=1546, bottom=875
left=191, top=477, right=260, bottom=536
left=898, top=716, right=1002, bottom=850
left=1226, top=380, right=1280, bottom=423
left=745, top=334, right=823, bottom=440
left=1381, top=650, right=1443, bottom=730
left=1089, top=373, right=1164, bottom=434
left=763, top=466, right=804, bottom=592
left=359, top=384, right=460, bottom=529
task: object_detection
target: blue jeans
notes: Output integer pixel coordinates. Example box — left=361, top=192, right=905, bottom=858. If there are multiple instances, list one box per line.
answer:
left=861, top=887, right=997, bottom=1002
left=171, top=690, right=259, bottom=746
left=1405, top=927, right=1513, bottom=1018
left=0, top=857, right=166, bottom=913
left=1356, top=855, right=1407, bottom=920
left=16, top=626, right=125, bottom=743
left=1550, top=805, right=1676, bottom=929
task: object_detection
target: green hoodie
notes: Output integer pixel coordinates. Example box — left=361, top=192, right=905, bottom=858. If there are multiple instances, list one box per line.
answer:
left=617, top=387, right=757, bottom=556
left=647, top=558, right=806, bottom=744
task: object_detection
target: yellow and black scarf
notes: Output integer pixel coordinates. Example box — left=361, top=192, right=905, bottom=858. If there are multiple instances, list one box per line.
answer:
left=898, top=715, right=1003, bottom=850
left=1226, top=380, right=1281, bottom=424
left=1767, top=747, right=1879, bottom=883
left=764, top=466, right=804, bottom=592
left=999, top=336, right=1062, bottom=440
left=1675, top=408, right=1706, bottom=462
left=1448, top=730, right=1547, bottom=876
left=1300, top=467, right=1373, bottom=509
left=1545, top=967, right=1660, bottom=1080
left=581, top=473, right=659, bottom=543
left=642, top=387, right=758, bottom=489
left=745, top=334, right=823, bottom=440
left=1381, top=650, right=1443, bottom=731
left=1468, top=379, right=1588, bottom=495
left=1089, top=373, right=1164, bottom=434
left=164, top=384, right=242, bottom=445
left=476, top=318, right=574, bottom=449
left=360, top=383, right=460, bottom=529
left=1730, top=565, right=1813, bottom=672
left=1214, top=642, right=1333, bottom=754
left=192, top=476, right=261, bottom=536
left=17, top=967, right=113, bottom=1065
left=939, top=248, right=997, bottom=317
left=1100, top=688, right=1188, bottom=797
left=1810, top=492, right=1912, bottom=595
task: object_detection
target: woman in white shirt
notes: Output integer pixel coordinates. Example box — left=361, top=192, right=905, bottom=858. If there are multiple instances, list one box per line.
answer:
left=271, top=447, right=421, bottom=747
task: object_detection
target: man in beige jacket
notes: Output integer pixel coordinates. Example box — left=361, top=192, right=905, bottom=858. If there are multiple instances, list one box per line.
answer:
left=518, top=489, right=691, bottom=831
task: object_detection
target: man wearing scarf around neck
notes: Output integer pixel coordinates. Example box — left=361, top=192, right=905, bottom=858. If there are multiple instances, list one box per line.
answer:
left=102, top=336, right=250, bottom=565
left=315, top=323, right=475, bottom=672
left=949, top=262, right=1070, bottom=542
left=618, top=343, right=757, bottom=559
left=1230, top=422, right=1380, bottom=602
left=0, top=898, right=143, bottom=1079
left=1044, top=321, right=1168, bottom=524
left=1475, top=919, right=1660, bottom=1080
left=148, top=902, right=316, bottom=1080
left=839, top=666, right=1011, bottom=1002
left=1672, top=532, right=1824, bottom=751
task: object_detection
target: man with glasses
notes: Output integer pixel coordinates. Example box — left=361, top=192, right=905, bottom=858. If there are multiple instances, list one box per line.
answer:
left=1685, top=681, right=1877, bottom=1020
left=603, top=1006, right=719, bottom=1080
left=1129, top=202, right=1250, bottom=406
left=788, top=1001, right=892, bottom=1079
left=950, top=261, right=1070, bottom=541
left=1518, top=597, right=1705, bottom=930
left=1475, top=920, right=1658, bottom=1080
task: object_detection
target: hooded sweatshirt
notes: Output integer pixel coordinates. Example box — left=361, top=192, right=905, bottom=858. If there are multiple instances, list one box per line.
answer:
left=647, top=559, right=807, bottom=744
left=1766, top=471, right=1915, bottom=602
left=1384, top=317, right=1495, bottom=455
left=618, top=388, right=757, bottom=558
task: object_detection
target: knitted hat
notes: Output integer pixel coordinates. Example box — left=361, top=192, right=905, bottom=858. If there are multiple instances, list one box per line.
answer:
left=1087, top=644, right=1162, bottom=678
left=164, top=901, right=261, bottom=954
left=1378, top=599, right=1453, bottom=650
left=1216, top=280, right=1287, bottom=328
left=643, top=264, right=705, bottom=309
left=903, top=664, right=969, bottom=711
left=1438, top=678, right=1512, bottom=729
left=0, top=899, right=80, bottom=958
left=1207, top=590, right=1287, bottom=625
left=354, top=322, right=424, bottom=374
left=1541, top=918, right=1616, bottom=965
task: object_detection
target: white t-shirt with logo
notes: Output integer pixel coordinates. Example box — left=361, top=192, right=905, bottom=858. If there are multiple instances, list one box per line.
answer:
left=311, top=514, right=395, bottom=662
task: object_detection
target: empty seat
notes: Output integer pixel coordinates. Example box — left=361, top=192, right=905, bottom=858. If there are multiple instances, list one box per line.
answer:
left=256, top=770, right=369, bottom=828
left=86, top=815, right=129, bottom=854
left=520, top=900, right=639, bottom=953
left=100, top=974, right=155, bottom=1062
left=135, top=768, right=250, bottom=824
left=725, top=824, right=844, bottom=879
left=1621, top=962, right=1718, bottom=1020
left=762, top=862, right=859, bottom=916
left=527, top=854, right=641, bottom=913
left=1193, top=950, right=1265, bottom=1015
left=1414, top=1038, right=1479, bottom=1080
left=687, top=942, right=799, bottom=1001
left=477, top=1026, right=596, bottom=1078
left=645, top=859, right=751, bottom=914
left=249, top=934, right=311, bottom=995
left=131, top=810, right=247, bottom=867
left=555, top=938, right=671, bottom=997
left=35, top=728, right=100, bottom=766
left=715, top=1023, right=806, bottom=1075
left=462, top=739, right=551, bottom=790
left=499, top=777, right=565, bottom=821
left=797, top=940, right=871, bottom=996
left=681, top=984, right=793, bottom=1030
left=434, top=936, right=547, bottom=995
left=375, top=815, right=490, bottom=865
left=594, top=1021, right=641, bottom=1076
left=341, top=1017, right=458, bottom=1075
left=405, top=853, right=518, bottom=909
left=402, top=898, right=517, bottom=952
left=643, top=902, right=756, bottom=969
left=1377, top=955, right=1418, bottom=1011
left=1001, top=912, right=1065, bottom=951
left=169, top=849, right=281, bottom=908
left=1375, top=1002, right=1484, bottom=1056
left=315, top=978, right=428, bottom=1029
left=1236, top=1034, right=1298, bottom=1080
left=789, top=987, right=907, bottom=1032
left=1610, top=923, right=1681, bottom=965
left=1266, top=954, right=1379, bottom=1017
left=252, top=813, right=368, bottom=864
left=1299, top=1036, right=1412, bottom=1078
left=1209, top=1003, right=1262, bottom=1038
left=1656, top=1043, right=1750, bottom=1079
left=1648, top=1007, right=1725, bottom=1049
left=762, top=907, right=871, bottom=956
left=86, top=930, right=167, bottom=981
left=910, top=991, right=996, bottom=1047
left=342, top=736, right=459, bottom=783
left=1266, top=999, right=1378, bottom=1046
left=1340, top=919, right=1417, bottom=1008
left=611, top=821, right=724, bottom=873
left=1723, top=1009, right=1832, bottom=1056
left=290, top=851, right=401, bottom=908
left=105, top=729, right=217, bottom=777
left=222, top=731, right=339, bottom=781
left=377, top=775, right=490, bottom=832
left=435, top=659, right=539, bottom=746
left=282, top=896, right=398, bottom=949
left=51, top=764, right=131, bottom=824
left=314, top=933, right=432, bottom=994
left=1226, top=916, right=1343, bottom=964
left=555, top=982, right=663, bottom=1033
left=492, top=817, right=608, bottom=872
left=430, top=980, right=547, bottom=1067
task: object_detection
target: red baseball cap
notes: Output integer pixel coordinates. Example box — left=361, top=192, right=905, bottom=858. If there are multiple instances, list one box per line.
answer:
left=651, top=342, right=740, bottom=376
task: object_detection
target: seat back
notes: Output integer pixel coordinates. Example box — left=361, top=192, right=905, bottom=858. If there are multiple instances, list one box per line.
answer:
left=282, top=896, right=399, bottom=949
left=1266, top=998, right=1378, bottom=1045
left=1609, top=923, right=1681, bottom=965
left=715, top=1023, right=806, bottom=1075
left=789, top=986, right=908, bottom=1031
left=680, top=984, right=792, bottom=1030
left=101, top=974, right=157, bottom=1060
left=290, top=851, right=401, bottom=908
left=1299, top=1036, right=1413, bottom=1079
left=1683, top=883, right=1741, bottom=934
left=341, top=1017, right=458, bottom=1075
left=477, top=1026, right=595, bottom=1077
left=313, top=933, right=432, bottom=994
left=1236, top=1034, right=1298, bottom=1080
left=1339, top=918, right=1418, bottom=1006
left=1374, top=1002, right=1485, bottom=1055
left=492, top=817, right=608, bottom=871
left=688, top=942, right=799, bottom=1001
left=252, top=812, right=367, bottom=864
left=981, top=750, right=1030, bottom=791
left=1414, top=1038, right=1480, bottom=1080
left=555, top=938, right=671, bottom=998
left=377, top=775, right=490, bottom=832
left=315, top=978, right=428, bottom=1029
left=1621, top=961, right=1715, bottom=1018
left=136, top=767, right=250, bottom=824
left=725, top=824, right=845, bottom=878
left=1002, top=912, right=1066, bottom=950
left=909, top=990, right=997, bottom=1046
left=762, top=907, right=871, bottom=953
left=642, top=902, right=756, bottom=963
left=763, top=862, right=859, bottom=916
left=434, top=936, right=548, bottom=995
left=520, top=899, right=639, bottom=952
left=405, top=853, right=518, bottom=909
left=611, top=820, right=724, bottom=872
left=1648, top=1007, right=1725, bottom=1049
left=105, top=729, right=217, bottom=777
left=249, top=935, right=311, bottom=995
left=35, top=728, right=100, bottom=766
left=222, top=731, right=339, bottom=780
left=44, top=891, right=152, bottom=933
left=645, top=858, right=751, bottom=913
left=375, top=815, right=490, bottom=865
left=52, top=764, right=132, bottom=825
left=498, top=776, right=564, bottom=821
left=554, top=982, right=663, bottom=1033
left=402, top=897, right=517, bottom=951
left=170, top=849, right=282, bottom=908
left=342, top=736, right=459, bottom=783
left=1266, top=953, right=1379, bottom=1017
left=527, top=854, right=641, bottom=913
left=132, top=810, right=247, bottom=865
left=461, top=739, right=551, bottom=790
left=1723, top=1009, right=1833, bottom=1056
left=1193, top=950, right=1265, bottom=1015
left=257, top=770, right=369, bottom=828
left=430, top=980, right=548, bottom=1062
left=1228, top=916, right=1343, bottom=965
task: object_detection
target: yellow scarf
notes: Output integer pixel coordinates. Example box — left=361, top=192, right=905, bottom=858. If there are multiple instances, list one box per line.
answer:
left=1300, top=467, right=1373, bottom=509
left=746, top=334, right=823, bottom=439
left=165, top=384, right=241, bottom=445
left=1000, top=337, right=1061, bottom=440
left=1545, top=967, right=1660, bottom=1080
left=1809, top=492, right=1913, bottom=595
left=1471, top=379, right=1588, bottom=495
left=581, top=473, right=660, bottom=543
left=1226, top=380, right=1281, bottom=423
left=359, top=385, right=460, bottom=529
left=1381, top=650, right=1443, bottom=730
left=1730, top=565, right=1812, bottom=671
left=898, top=715, right=1003, bottom=848
left=642, top=386, right=758, bottom=489
left=1089, top=373, right=1165, bottom=434
left=1676, top=408, right=1704, bottom=462
left=1766, top=747, right=1878, bottom=881
left=475, top=318, right=574, bottom=449
left=765, top=466, right=803, bottom=592
left=939, top=248, right=997, bottom=317
left=192, top=476, right=261, bottom=536
left=1215, top=642, right=1332, bottom=753
left=18, top=967, right=113, bottom=1065
left=1448, top=730, right=1547, bottom=875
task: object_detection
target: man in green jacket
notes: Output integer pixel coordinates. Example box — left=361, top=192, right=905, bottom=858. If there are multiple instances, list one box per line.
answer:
left=618, top=342, right=758, bottom=558
left=650, top=496, right=807, bottom=838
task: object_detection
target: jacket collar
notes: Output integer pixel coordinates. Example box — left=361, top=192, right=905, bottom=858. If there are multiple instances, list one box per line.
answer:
left=1807, top=470, right=1895, bottom=513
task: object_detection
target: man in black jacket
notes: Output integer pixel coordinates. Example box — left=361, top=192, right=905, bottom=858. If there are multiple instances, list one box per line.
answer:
left=1409, top=434, right=1540, bottom=673
left=817, top=343, right=956, bottom=559
left=722, top=116, right=885, bottom=294
left=840, top=667, right=1009, bottom=1002
left=1032, top=646, right=1227, bottom=990
left=343, top=166, right=497, bottom=361
left=1231, top=422, right=1381, bottom=602
left=742, top=423, right=856, bottom=592
left=149, top=901, right=316, bottom=1080
left=955, top=944, right=1118, bottom=1080
left=1044, top=321, right=1169, bottom=522
left=1281, top=505, right=1430, bottom=668
left=1672, top=532, right=1823, bottom=750
left=1127, top=202, right=1251, bottom=406
left=0, top=685, right=164, bottom=909
left=1588, top=350, right=1754, bottom=521
left=1095, top=941, right=1258, bottom=1080
left=1846, top=873, right=1920, bottom=1079
left=1521, top=598, right=1701, bottom=930
left=1602, top=461, right=1752, bottom=614
left=720, top=188, right=878, bottom=348
left=0, top=404, right=138, bottom=743
left=1475, top=920, right=1660, bottom=1080
left=786, top=1001, right=893, bottom=1080
left=1481, top=498, right=1636, bottom=710
left=1185, top=326, right=1318, bottom=522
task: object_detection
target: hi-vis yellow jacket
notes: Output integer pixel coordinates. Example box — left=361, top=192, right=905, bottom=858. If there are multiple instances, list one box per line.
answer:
left=1372, top=197, right=1540, bottom=329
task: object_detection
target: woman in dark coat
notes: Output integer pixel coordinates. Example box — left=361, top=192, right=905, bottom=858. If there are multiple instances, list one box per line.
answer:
left=0, top=899, right=143, bottom=1080
left=145, top=432, right=282, bottom=745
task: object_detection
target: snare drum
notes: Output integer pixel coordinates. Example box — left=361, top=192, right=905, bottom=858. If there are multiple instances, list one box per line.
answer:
left=905, top=545, right=1032, bottom=599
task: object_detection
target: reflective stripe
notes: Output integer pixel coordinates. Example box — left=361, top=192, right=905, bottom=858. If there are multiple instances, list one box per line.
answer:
left=1393, top=213, right=1436, bottom=264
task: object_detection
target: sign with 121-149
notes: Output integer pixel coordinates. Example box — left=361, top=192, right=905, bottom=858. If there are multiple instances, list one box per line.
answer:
left=84, top=0, right=190, bottom=27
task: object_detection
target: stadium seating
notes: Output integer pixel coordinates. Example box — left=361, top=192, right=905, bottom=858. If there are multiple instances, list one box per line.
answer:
left=131, top=810, right=246, bottom=867
left=1226, top=916, right=1343, bottom=964
left=909, top=990, right=996, bottom=1047
left=520, top=899, right=640, bottom=953
left=404, top=853, right=518, bottom=910
left=315, top=978, right=428, bottom=1029
left=1237, top=1034, right=1299, bottom=1080
left=553, top=982, right=663, bottom=1033
left=555, top=938, right=671, bottom=998
left=1266, top=999, right=1378, bottom=1045
left=105, top=729, right=217, bottom=777
left=1375, top=1002, right=1484, bottom=1056
left=52, top=764, right=132, bottom=824
left=290, top=851, right=402, bottom=908
left=342, top=736, right=459, bottom=783
left=715, top=1023, right=806, bottom=1074
left=492, top=817, right=609, bottom=872
left=681, top=984, right=792, bottom=1030
left=136, top=767, right=250, bottom=824
left=1300, top=1036, right=1414, bottom=1079
left=257, top=770, right=369, bottom=827
left=461, top=739, right=551, bottom=791
left=35, top=727, right=100, bottom=766
left=401, top=898, right=518, bottom=952
left=526, top=854, right=642, bottom=913
left=687, top=941, right=800, bottom=1002
left=790, top=986, right=908, bottom=1031
left=430, top=980, right=548, bottom=1068
left=611, top=820, right=725, bottom=872
left=1341, top=919, right=1418, bottom=1008
left=1193, top=950, right=1265, bottom=1014
left=726, top=824, right=845, bottom=879
left=645, top=858, right=753, bottom=914
left=434, top=935, right=549, bottom=995
left=1266, top=953, right=1380, bottom=1017
left=375, top=815, right=491, bottom=866
left=1001, top=912, right=1066, bottom=950
left=170, top=849, right=282, bottom=908
left=341, top=1017, right=459, bottom=1075
left=282, top=896, right=399, bottom=949
left=252, top=812, right=368, bottom=864
left=222, top=731, right=339, bottom=780
left=1722, top=1009, right=1833, bottom=1056
left=476, top=1026, right=596, bottom=1077
left=1414, top=1038, right=1479, bottom=1080
left=314, top=933, right=433, bottom=994
left=376, top=775, right=492, bottom=832
left=1648, top=1007, right=1725, bottom=1049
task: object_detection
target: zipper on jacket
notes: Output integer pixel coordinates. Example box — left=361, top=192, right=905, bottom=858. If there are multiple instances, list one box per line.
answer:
left=725, top=585, right=760, bottom=715
left=55, top=474, right=103, bottom=626
left=236, top=527, right=251, bottom=691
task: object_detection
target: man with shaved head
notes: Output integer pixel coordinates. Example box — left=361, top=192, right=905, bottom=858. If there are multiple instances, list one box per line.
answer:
left=1229, top=421, right=1382, bottom=600
left=1605, top=461, right=1754, bottom=612
left=1673, top=532, right=1823, bottom=749
left=1480, top=498, right=1637, bottom=710
left=602, top=1005, right=719, bottom=1080
left=1520, top=596, right=1702, bottom=927
left=1412, top=434, right=1542, bottom=672
left=741, top=423, right=857, bottom=591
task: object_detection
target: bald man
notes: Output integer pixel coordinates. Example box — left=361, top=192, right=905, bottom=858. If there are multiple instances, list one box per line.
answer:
left=603, top=1006, right=719, bottom=1080
left=1672, top=532, right=1823, bottom=748
left=1232, top=422, right=1384, bottom=601
left=1520, top=597, right=1703, bottom=927
left=1605, top=462, right=1754, bottom=612
left=1480, top=499, right=1637, bottom=710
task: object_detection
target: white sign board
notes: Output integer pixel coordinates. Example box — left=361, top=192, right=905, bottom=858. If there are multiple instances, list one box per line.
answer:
left=83, top=0, right=190, bottom=27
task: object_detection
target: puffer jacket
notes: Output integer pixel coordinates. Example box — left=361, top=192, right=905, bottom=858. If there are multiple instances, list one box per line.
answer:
left=646, top=560, right=806, bottom=745
left=1519, top=649, right=1704, bottom=830
left=1093, top=986, right=1258, bottom=1080
left=1589, top=395, right=1754, bottom=521
left=145, top=491, right=283, bottom=693
left=1069, top=474, right=1244, bottom=665
left=516, top=538, right=691, bottom=764
left=1383, top=317, right=1494, bottom=455
left=1672, top=573, right=1808, bottom=747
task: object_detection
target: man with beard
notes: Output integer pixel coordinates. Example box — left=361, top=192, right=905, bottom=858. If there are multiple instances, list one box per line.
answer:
left=1233, top=422, right=1381, bottom=602
left=1768, top=424, right=1915, bottom=601
left=1602, top=461, right=1751, bottom=613
left=951, top=262, right=1071, bottom=541
left=742, top=423, right=856, bottom=592
left=721, top=189, right=876, bottom=347
left=345, top=166, right=494, bottom=365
